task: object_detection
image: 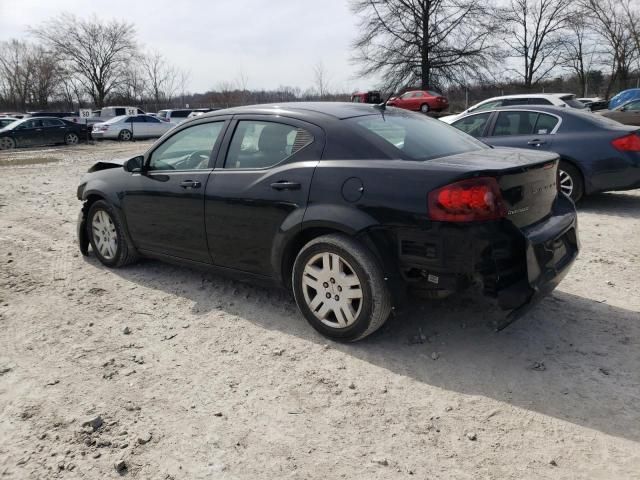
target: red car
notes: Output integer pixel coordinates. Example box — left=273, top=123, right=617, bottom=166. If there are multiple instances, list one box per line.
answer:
left=387, top=90, right=449, bottom=113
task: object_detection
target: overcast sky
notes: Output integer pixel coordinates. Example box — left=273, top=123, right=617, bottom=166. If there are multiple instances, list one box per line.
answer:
left=0, top=0, right=378, bottom=93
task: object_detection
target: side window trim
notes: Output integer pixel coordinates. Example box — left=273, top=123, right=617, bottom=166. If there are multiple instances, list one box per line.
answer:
left=144, top=118, right=231, bottom=172
left=213, top=115, right=323, bottom=171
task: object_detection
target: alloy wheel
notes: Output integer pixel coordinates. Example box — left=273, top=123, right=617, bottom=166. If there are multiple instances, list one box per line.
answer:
left=120, top=130, right=132, bottom=141
left=91, top=210, right=118, bottom=260
left=0, top=137, right=15, bottom=149
left=558, top=169, right=573, bottom=197
left=66, top=133, right=79, bottom=145
left=301, top=252, right=363, bottom=328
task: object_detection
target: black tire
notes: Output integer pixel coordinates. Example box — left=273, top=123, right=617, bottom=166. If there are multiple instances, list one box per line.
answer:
left=118, top=129, right=132, bottom=141
left=86, top=200, right=139, bottom=268
left=558, top=161, right=584, bottom=202
left=292, top=234, right=392, bottom=342
left=0, top=136, right=15, bottom=150
left=64, top=132, right=79, bottom=145
left=420, top=103, right=430, bottom=114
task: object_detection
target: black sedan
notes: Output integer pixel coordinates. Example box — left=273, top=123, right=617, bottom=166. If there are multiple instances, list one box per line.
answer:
left=77, top=103, right=578, bottom=341
left=450, top=105, right=640, bottom=201
left=0, top=117, right=88, bottom=149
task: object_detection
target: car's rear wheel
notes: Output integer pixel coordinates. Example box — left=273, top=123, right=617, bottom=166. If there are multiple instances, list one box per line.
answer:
left=118, top=129, right=132, bottom=141
left=87, top=200, right=139, bottom=267
left=65, top=132, right=79, bottom=145
left=0, top=137, right=15, bottom=150
left=420, top=103, right=430, bottom=114
left=292, top=234, right=392, bottom=342
left=558, top=161, right=584, bottom=202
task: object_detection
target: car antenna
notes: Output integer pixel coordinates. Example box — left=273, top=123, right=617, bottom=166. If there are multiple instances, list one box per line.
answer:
left=373, top=91, right=394, bottom=111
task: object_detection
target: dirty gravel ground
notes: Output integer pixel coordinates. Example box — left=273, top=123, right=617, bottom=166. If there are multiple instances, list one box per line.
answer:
left=0, top=141, right=639, bottom=480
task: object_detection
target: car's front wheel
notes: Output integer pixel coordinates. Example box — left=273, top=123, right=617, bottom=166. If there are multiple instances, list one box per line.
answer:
left=87, top=200, right=139, bottom=267
left=65, top=132, right=79, bottom=145
left=292, top=234, right=392, bottom=342
left=0, top=136, right=15, bottom=150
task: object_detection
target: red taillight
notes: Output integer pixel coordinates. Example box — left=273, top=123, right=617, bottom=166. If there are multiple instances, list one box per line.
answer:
left=428, top=177, right=507, bottom=222
left=611, top=133, right=640, bottom=152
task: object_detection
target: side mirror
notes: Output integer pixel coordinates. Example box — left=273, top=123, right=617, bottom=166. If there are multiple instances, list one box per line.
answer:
left=124, top=155, right=144, bottom=173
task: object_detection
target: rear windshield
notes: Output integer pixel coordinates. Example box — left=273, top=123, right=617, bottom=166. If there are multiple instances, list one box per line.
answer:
left=350, top=112, right=488, bottom=160
left=157, top=110, right=168, bottom=118
left=171, top=110, right=192, bottom=118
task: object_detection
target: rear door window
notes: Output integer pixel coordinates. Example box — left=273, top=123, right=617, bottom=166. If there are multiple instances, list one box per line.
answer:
left=172, top=111, right=192, bottom=118
left=224, top=121, right=313, bottom=169
left=492, top=111, right=538, bottom=136
left=451, top=113, right=492, bottom=137
left=533, top=114, right=559, bottom=134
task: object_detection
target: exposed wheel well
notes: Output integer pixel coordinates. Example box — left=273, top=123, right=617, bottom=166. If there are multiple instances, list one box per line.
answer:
left=84, top=193, right=105, bottom=212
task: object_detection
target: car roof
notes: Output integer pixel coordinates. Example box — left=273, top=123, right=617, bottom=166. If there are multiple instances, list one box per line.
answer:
left=198, top=102, right=389, bottom=120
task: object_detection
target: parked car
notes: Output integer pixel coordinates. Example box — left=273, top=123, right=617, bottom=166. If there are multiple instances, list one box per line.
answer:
left=156, top=109, right=193, bottom=124
left=440, top=93, right=586, bottom=124
left=599, top=99, right=640, bottom=125
left=186, top=108, right=219, bottom=119
left=76, top=102, right=578, bottom=341
left=0, top=117, right=87, bottom=149
left=64, top=106, right=146, bottom=126
left=0, top=117, right=18, bottom=129
left=91, top=114, right=174, bottom=141
left=26, top=111, right=75, bottom=118
left=577, top=97, right=608, bottom=111
left=450, top=105, right=640, bottom=202
left=351, top=91, right=382, bottom=104
left=386, top=90, right=449, bottom=113
left=608, top=88, right=640, bottom=110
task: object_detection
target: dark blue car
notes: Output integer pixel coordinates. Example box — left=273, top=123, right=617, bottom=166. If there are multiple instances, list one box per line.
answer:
left=450, top=105, right=640, bottom=201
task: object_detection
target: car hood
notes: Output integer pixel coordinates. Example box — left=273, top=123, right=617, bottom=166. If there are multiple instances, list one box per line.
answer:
left=87, top=157, right=128, bottom=172
left=438, top=114, right=459, bottom=124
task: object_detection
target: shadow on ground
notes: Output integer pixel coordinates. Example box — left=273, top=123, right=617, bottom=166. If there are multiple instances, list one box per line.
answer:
left=87, top=192, right=640, bottom=443
left=580, top=191, right=640, bottom=219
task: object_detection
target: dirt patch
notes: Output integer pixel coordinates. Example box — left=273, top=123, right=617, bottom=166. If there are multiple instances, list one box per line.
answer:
left=0, top=142, right=639, bottom=479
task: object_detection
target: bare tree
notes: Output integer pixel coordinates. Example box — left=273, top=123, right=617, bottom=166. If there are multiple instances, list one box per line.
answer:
left=140, top=51, right=179, bottom=110
left=560, top=13, right=597, bottom=97
left=501, top=0, right=575, bottom=88
left=350, top=0, right=500, bottom=91
left=31, top=15, right=137, bottom=107
left=0, top=40, right=36, bottom=111
left=312, top=61, right=331, bottom=98
left=582, top=0, right=638, bottom=97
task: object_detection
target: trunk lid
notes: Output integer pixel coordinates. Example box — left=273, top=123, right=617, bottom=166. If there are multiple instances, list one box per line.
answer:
left=429, top=147, right=559, bottom=227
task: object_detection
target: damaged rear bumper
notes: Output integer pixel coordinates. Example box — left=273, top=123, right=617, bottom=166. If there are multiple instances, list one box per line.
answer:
left=395, top=194, right=579, bottom=325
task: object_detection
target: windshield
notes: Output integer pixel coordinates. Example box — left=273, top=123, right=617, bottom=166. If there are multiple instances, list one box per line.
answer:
left=1, top=119, right=21, bottom=130
left=563, top=98, right=587, bottom=109
left=350, top=112, right=488, bottom=161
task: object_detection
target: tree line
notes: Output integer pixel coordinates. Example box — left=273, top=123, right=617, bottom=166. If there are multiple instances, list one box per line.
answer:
left=1, top=1, right=640, bottom=113
left=0, top=15, right=189, bottom=112
left=351, top=0, right=640, bottom=99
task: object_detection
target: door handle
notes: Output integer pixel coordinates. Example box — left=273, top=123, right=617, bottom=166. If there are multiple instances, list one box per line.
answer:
left=527, top=139, right=546, bottom=146
left=180, top=180, right=201, bottom=189
left=270, top=181, right=301, bottom=191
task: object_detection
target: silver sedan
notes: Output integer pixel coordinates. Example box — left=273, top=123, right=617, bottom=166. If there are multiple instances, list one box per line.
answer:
left=91, top=115, right=174, bottom=141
